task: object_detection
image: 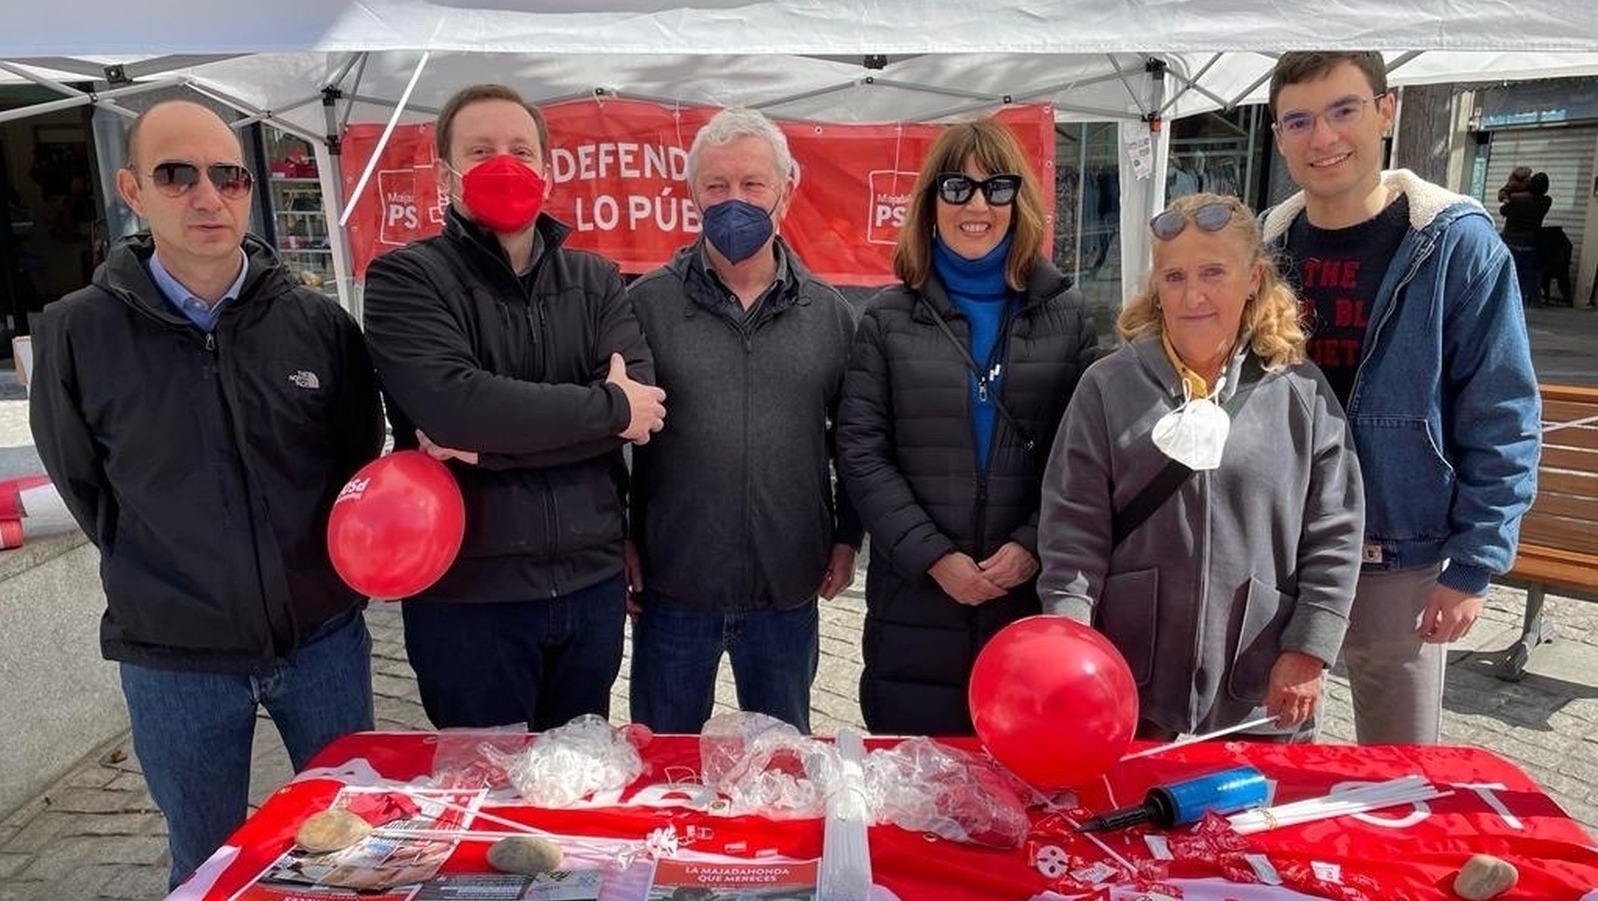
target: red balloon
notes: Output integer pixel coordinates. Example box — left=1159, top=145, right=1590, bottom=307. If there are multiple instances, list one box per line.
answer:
left=327, top=450, right=465, bottom=600
left=968, top=615, right=1139, bottom=790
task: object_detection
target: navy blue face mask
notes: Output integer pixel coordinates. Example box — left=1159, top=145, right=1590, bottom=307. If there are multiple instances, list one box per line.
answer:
left=701, top=198, right=775, bottom=263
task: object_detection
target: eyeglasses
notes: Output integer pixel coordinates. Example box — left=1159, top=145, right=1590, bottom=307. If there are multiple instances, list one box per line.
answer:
left=1272, top=93, right=1388, bottom=142
left=935, top=172, right=1022, bottom=206
left=146, top=162, right=255, bottom=199
left=1149, top=201, right=1237, bottom=240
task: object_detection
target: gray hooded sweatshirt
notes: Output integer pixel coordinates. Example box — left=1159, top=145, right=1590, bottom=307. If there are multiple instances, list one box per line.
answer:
left=1038, top=336, right=1363, bottom=736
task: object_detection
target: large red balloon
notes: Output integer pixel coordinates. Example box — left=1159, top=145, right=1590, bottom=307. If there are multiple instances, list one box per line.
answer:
left=327, top=450, right=465, bottom=600
left=969, top=615, right=1139, bottom=790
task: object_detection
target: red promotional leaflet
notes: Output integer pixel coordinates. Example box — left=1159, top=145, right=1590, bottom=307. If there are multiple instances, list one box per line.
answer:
left=337, top=100, right=1055, bottom=284
left=186, top=733, right=1598, bottom=901
left=646, top=858, right=817, bottom=899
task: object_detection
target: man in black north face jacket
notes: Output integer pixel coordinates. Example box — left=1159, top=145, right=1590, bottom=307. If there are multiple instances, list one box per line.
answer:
left=29, top=101, right=384, bottom=889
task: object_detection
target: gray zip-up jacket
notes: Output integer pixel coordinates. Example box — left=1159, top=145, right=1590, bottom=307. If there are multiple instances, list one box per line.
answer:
left=1038, top=337, right=1363, bottom=736
left=626, top=239, right=863, bottom=612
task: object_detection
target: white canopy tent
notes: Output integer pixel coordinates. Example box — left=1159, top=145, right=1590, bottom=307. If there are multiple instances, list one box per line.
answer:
left=4, top=0, right=1597, bottom=304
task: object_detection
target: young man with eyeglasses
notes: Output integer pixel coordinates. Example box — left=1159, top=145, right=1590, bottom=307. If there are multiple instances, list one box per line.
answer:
left=623, top=108, right=862, bottom=736
left=29, top=100, right=384, bottom=887
left=1261, top=52, right=1540, bottom=745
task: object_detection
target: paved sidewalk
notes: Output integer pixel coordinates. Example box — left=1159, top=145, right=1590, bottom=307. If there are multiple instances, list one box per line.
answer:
left=0, top=579, right=1594, bottom=901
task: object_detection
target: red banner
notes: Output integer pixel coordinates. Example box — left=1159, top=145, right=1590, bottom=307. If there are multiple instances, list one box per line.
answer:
left=338, top=99, right=1054, bottom=285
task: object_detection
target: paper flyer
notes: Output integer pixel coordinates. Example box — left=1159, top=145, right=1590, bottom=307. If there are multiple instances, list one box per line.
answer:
left=645, top=858, right=818, bottom=900
left=228, top=787, right=484, bottom=900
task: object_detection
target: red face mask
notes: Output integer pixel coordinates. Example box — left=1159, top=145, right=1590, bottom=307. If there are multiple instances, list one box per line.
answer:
left=455, top=154, right=547, bottom=234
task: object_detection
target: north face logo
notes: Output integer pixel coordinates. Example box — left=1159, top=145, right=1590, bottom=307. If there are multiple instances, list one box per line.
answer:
left=288, top=370, right=321, bottom=390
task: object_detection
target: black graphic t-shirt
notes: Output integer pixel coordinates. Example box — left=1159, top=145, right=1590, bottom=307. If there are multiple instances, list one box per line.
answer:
left=1283, top=194, right=1410, bottom=407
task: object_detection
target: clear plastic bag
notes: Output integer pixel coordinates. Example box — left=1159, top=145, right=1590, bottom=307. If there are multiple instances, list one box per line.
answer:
left=699, top=711, right=830, bottom=819
left=696, top=713, right=1032, bottom=846
left=480, top=715, right=645, bottom=807
left=430, top=726, right=531, bottom=794
left=862, top=737, right=1034, bottom=848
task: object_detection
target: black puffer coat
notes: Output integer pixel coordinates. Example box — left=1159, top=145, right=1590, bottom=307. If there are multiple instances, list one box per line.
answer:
left=837, top=259, right=1096, bottom=735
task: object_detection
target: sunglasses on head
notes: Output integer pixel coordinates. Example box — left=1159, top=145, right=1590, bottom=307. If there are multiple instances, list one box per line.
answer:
left=935, top=172, right=1022, bottom=206
left=147, top=162, right=254, bottom=199
left=1149, top=201, right=1237, bottom=240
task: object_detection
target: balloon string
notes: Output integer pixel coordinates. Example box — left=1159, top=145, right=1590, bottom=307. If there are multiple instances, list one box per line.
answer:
left=1118, top=716, right=1277, bottom=762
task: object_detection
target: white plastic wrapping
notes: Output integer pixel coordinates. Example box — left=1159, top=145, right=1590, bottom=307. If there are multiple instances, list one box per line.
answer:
left=481, top=714, right=645, bottom=807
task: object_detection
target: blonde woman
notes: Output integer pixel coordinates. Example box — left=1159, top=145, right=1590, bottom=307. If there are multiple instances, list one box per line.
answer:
left=1038, top=192, right=1363, bottom=741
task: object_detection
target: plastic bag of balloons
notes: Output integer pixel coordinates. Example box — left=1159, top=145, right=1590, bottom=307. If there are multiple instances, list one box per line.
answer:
left=480, top=715, right=646, bottom=807
left=862, top=737, right=1037, bottom=848
left=699, top=711, right=830, bottom=819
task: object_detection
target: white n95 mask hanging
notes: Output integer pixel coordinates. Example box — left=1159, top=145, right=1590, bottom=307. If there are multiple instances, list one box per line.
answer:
left=1151, top=378, right=1231, bottom=471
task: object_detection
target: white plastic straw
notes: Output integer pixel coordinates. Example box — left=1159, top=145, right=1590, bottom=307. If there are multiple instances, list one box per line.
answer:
left=371, top=828, right=538, bottom=843
left=1227, top=776, right=1451, bottom=835
left=1120, top=716, right=1278, bottom=761
left=818, top=729, right=873, bottom=901
left=388, top=789, right=635, bottom=857
left=391, top=790, right=546, bottom=836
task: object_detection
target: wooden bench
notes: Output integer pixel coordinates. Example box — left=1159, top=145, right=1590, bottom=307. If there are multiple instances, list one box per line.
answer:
left=1490, top=383, right=1598, bottom=681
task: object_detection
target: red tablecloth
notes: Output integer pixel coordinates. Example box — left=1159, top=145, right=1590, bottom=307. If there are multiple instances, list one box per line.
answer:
left=174, top=731, right=1598, bottom=901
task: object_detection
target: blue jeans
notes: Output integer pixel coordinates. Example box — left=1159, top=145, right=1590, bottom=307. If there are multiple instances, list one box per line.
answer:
left=119, top=608, right=373, bottom=890
left=629, top=598, right=819, bottom=734
left=401, top=573, right=627, bottom=730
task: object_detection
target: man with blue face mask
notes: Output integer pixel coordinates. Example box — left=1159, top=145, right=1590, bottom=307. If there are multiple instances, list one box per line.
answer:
left=625, top=107, right=862, bottom=734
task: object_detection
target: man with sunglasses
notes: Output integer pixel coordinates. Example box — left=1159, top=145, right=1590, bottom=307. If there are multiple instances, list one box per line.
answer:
left=1261, top=52, right=1540, bottom=745
left=29, top=100, right=384, bottom=887
left=623, top=108, right=861, bottom=735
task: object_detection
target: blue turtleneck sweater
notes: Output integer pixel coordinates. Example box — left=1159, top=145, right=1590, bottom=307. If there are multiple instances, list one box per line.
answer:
left=933, top=234, right=1014, bottom=472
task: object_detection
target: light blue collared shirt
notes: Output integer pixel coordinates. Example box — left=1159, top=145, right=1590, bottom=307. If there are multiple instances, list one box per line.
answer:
left=147, top=249, right=249, bottom=333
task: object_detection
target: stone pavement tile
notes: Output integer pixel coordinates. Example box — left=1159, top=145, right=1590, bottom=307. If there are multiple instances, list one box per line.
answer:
left=374, top=658, right=415, bottom=680
left=15, top=834, right=167, bottom=881
left=0, top=852, right=28, bottom=880
left=0, top=811, right=71, bottom=856
left=66, top=812, right=165, bottom=838
left=96, top=864, right=170, bottom=900
left=0, top=796, right=46, bottom=831
left=5, top=862, right=121, bottom=901
left=373, top=672, right=417, bottom=699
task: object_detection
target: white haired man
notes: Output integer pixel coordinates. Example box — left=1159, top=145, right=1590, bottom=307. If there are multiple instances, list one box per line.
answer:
left=625, top=108, right=861, bottom=733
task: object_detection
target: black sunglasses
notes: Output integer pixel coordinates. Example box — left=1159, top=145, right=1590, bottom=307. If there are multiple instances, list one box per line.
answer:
left=1149, top=201, right=1237, bottom=240
left=147, top=162, right=255, bottom=199
left=935, top=172, right=1022, bottom=206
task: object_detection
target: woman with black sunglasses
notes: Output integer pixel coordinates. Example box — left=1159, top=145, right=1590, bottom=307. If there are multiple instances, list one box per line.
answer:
left=1037, top=192, right=1364, bottom=743
left=836, top=119, right=1098, bottom=736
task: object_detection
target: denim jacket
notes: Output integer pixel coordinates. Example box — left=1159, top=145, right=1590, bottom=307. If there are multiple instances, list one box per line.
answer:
left=1263, top=170, right=1541, bottom=595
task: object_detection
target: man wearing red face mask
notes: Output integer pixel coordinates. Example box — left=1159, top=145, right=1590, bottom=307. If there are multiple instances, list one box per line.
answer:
left=362, top=83, right=665, bottom=730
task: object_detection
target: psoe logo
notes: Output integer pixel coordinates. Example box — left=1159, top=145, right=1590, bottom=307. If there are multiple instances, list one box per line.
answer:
left=288, top=369, right=321, bottom=390
left=335, top=477, right=370, bottom=503
left=866, top=170, right=917, bottom=246
left=376, top=166, right=444, bottom=245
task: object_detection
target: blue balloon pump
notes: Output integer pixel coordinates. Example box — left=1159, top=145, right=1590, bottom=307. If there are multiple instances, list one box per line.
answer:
left=1076, top=765, right=1271, bottom=832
